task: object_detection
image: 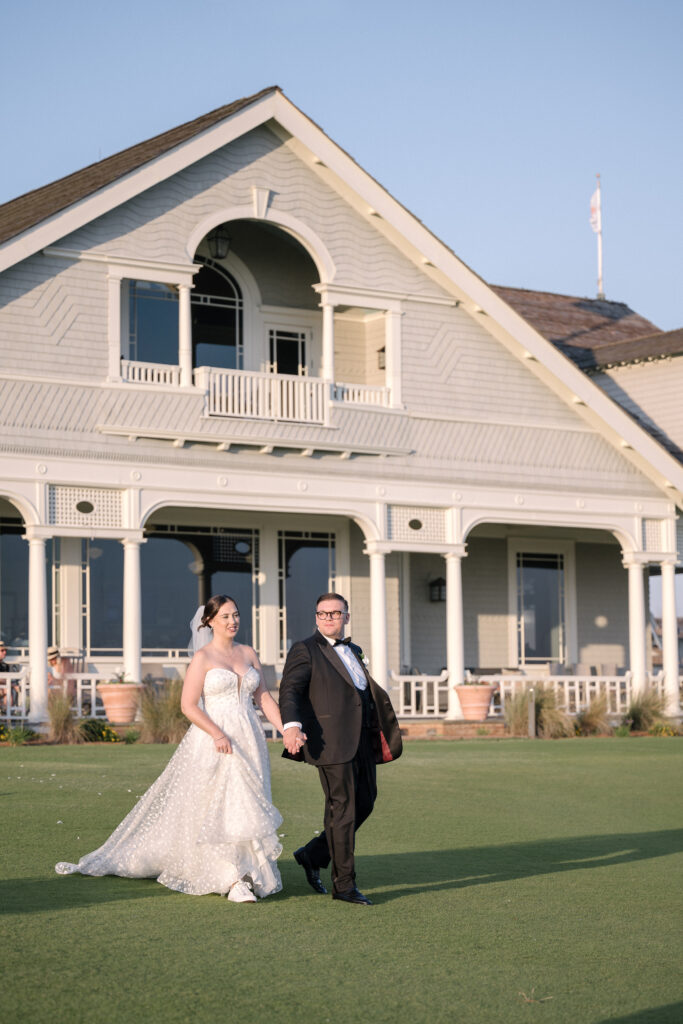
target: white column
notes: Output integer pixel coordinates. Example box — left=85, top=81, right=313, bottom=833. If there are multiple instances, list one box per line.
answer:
left=321, top=302, right=335, bottom=383
left=178, top=284, right=193, bottom=387
left=27, top=536, right=49, bottom=725
left=385, top=309, right=402, bottom=407
left=368, top=547, right=388, bottom=689
left=660, top=561, right=680, bottom=718
left=625, top=559, right=648, bottom=691
left=445, top=549, right=465, bottom=719
left=122, top=538, right=145, bottom=682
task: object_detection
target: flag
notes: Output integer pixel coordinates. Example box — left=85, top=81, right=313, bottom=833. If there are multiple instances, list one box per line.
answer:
left=590, top=187, right=601, bottom=233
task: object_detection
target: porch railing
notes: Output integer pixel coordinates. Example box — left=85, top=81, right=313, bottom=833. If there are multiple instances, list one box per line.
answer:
left=391, top=671, right=683, bottom=719
left=1, top=673, right=29, bottom=723
left=479, top=673, right=633, bottom=717
left=390, top=671, right=450, bottom=716
left=332, top=382, right=391, bottom=407
left=198, top=367, right=327, bottom=424
left=121, top=359, right=181, bottom=386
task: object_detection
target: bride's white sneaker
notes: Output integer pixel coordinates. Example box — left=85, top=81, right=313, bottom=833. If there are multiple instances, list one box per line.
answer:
left=228, top=879, right=256, bottom=903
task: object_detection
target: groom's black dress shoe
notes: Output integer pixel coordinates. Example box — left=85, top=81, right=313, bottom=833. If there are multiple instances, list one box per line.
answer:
left=332, top=887, right=373, bottom=906
left=293, top=847, right=327, bottom=894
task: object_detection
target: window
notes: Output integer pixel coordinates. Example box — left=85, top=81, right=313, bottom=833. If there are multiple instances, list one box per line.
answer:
left=278, top=531, right=335, bottom=657
left=143, top=527, right=260, bottom=654
left=87, top=540, right=123, bottom=655
left=516, top=552, right=565, bottom=663
left=269, top=329, right=307, bottom=375
left=0, top=522, right=29, bottom=648
left=127, top=280, right=179, bottom=364
left=192, top=260, right=243, bottom=370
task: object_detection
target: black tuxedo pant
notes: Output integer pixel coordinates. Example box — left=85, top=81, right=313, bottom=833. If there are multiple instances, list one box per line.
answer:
left=303, top=725, right=377, bottom=894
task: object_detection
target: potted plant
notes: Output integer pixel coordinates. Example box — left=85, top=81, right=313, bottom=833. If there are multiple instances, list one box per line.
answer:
left=97, top=668, right=142, bottom=725
left=453, top=678, right=497, bottom=721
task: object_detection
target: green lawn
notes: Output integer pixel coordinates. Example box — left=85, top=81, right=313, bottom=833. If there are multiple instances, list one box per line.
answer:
left=2, top=739, right=682, bottom=1024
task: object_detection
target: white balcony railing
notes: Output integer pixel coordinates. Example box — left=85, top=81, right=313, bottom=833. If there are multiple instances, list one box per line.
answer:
left=332, top=382, right=391, bottom=407
left=122, top=359, right=180, bottom=386
left=198, top=367, right=327, bottom=424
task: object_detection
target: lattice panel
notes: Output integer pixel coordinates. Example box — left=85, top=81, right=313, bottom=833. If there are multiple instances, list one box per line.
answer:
left=387, top=506, right=446, bottom=543
left=48, top=486, right=123, bottom=528
left=641, top=518, right=663, bottom=553
left=677, top=517, right=683, bottom=565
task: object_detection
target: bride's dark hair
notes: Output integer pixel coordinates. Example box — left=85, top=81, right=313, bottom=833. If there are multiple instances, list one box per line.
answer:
left=201, top=594, right=240, bottom=629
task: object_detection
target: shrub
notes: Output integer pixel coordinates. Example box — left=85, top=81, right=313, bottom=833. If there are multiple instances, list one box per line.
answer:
left=0, top=722, right=9, bottom=742
left=624, top=689, right=667, bottom=732
left=647, top=721, right=679, bottom=737
left=139, top=680, right=189, bottom=743
left=78, top=718, right=121, bottom=743
left=7, top=726, right=39, bottom=746
left=47, top=691, right=84, bottom=744
left=124, top=729, right=140, bottom=744
left=614, top=724, right=631, bottom=738
left=575, top=693, right=612, bottom=736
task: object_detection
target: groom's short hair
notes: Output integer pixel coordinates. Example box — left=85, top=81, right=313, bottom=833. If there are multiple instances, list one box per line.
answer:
left=315, top=592, right=348, bottom=611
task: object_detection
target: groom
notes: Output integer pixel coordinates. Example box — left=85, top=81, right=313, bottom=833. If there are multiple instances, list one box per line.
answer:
left=280, top=592, right=402, bottom=905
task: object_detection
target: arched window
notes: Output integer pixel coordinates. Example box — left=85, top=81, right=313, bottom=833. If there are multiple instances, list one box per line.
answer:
left=192, top=259, right=243, bottom=370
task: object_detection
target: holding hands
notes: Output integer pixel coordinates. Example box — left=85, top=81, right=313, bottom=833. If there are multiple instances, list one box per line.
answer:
left=283, top=726, right=307, bottom=756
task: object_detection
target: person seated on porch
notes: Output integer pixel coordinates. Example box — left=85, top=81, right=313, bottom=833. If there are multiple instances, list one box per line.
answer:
left=0, top=643, right=21, bottom=709
left=47, top=647, right=75, bottom=698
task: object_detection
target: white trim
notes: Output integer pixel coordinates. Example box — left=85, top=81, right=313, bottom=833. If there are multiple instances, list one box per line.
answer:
left=506, top=537, right=577, bottom=668
left=44, top=247, right=200, bottom=283
left=186, top=205, right=336, bottom=283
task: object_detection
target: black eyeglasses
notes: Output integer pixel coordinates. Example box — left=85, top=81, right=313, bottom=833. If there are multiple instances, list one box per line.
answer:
left=316, top=610, right=344, bottom=620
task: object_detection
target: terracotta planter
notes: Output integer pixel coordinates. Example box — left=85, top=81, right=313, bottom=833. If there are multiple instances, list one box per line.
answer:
left=454, top=683, right=497, bottom=721
left=96, top=682, right=142, bottom=724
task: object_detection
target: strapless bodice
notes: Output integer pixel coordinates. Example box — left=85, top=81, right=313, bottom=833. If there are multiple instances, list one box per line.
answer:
left=203, top=666, right=260, bottom=707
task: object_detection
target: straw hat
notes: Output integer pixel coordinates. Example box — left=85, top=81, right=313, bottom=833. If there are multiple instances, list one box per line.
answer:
left=47, top=646, right=60, bottom=659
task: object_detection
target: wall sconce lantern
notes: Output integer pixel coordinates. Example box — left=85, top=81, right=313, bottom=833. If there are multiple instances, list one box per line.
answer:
left=207, top=225, right=231, bottom=260
left=377, top=346, right=386, bottom=370
left=429, top=577, right=447, bottom=602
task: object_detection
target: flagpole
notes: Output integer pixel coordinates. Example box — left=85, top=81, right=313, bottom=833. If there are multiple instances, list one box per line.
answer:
left=596, top=174, right=604, bottom=298
left=590, top=173, right=605, bottom=299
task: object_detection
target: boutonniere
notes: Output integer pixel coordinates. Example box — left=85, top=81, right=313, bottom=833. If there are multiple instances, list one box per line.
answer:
left=356, top=647, right=370, bottom=669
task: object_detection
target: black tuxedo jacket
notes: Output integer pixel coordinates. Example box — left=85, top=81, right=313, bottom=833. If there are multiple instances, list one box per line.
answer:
left=279, top=631, right=402, bottom=767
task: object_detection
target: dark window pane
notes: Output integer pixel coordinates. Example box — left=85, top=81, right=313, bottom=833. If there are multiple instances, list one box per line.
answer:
left=280, top=534, right=334, bottom=654
left=129, top=281, right=179, bottom=365
left=141, top=538, right=199, bottom=650
left=0, top=533, right=29, bottom=646
left=88, top=540, right=123, bottom=652
left=517, top=553, right=564, bottom=661
left=192, top=262, right=242, bottom=370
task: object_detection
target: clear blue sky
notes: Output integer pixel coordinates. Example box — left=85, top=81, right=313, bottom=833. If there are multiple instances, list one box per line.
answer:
left=1, top=0, right=681, bottom=336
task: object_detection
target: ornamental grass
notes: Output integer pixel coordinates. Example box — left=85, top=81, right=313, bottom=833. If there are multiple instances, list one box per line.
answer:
left=47, top=691, right=84, bottom=745
left=574, top=693, right=612, bottom=736
left=139, top=680, right=189, bottom=743
left=624, top=688, right=668, bottom=732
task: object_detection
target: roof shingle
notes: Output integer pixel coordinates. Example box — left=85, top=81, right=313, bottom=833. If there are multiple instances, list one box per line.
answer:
left=0, top=86, right=279, bottom=246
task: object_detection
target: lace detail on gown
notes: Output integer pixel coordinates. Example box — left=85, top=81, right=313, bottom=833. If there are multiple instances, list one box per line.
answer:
left=55, top=667, right=282, bottom=897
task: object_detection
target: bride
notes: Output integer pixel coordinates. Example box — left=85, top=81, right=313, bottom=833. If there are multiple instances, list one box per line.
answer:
left=56, top=594, right=291, bottom=903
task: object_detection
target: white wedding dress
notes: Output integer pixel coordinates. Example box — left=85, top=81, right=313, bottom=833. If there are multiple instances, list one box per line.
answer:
left=55, top=667, right=283, bottom=898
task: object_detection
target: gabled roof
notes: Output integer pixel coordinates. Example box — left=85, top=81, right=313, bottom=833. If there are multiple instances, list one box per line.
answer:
left=1, top=87, right=683, bottom=506
left=0, top=86, right=279, bottom=246
left=491, top=286, right=662, bottom=369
